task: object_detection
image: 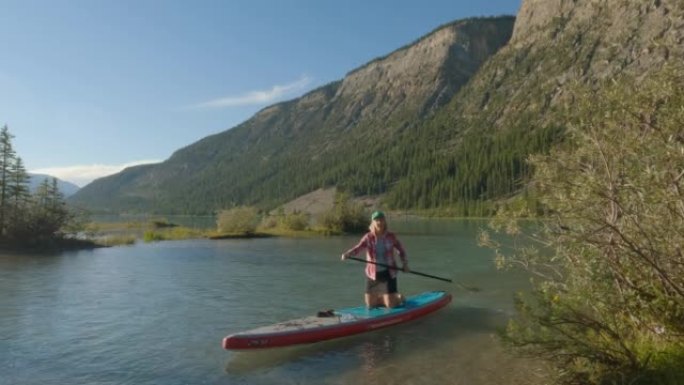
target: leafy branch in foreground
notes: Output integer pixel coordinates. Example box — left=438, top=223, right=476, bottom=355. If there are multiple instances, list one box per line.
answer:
left=481, top=66, right=684, bottom=385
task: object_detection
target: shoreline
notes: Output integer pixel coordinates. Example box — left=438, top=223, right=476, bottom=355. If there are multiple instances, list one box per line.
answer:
left=0, top=238, right=107, bottom=253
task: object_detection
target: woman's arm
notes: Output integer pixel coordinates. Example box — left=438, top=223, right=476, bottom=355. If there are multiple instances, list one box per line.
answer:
left=341, top=233, right=369, bottom=260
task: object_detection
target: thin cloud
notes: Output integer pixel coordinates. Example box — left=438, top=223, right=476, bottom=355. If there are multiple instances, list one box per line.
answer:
left=30, top=159, right=161, bottom=187
left=190, top=75, right=312, bottom=109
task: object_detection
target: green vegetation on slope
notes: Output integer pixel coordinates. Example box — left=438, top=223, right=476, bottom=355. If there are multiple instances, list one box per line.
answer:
left=69, top=1, right=683, bottom=218
left=68, top=17, right=517, bottom=215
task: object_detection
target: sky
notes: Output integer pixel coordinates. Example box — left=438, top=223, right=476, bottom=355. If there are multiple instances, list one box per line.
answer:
left=0, top=0, right=521, bottom=187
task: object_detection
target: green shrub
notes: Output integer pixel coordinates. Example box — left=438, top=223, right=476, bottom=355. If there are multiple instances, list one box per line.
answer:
left=481, top=66, right=684, bottom=384
left=143, top=231, right=166, bottom=242
left=320, top=193, right=368, bottom=233
left=280, top=211, right=309, bottom=231
left=216, top=206, right=259, bottom=234
left=259, top=216, right=278, bottom=229
left=101, top=235, right=137, bottom=246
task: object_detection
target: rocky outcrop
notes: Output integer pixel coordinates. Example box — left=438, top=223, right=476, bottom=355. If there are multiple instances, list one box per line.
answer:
left=511, top=0, right=684, bottom=77
left=446, top=0, right=684, bottom=132
left=333, top=19, right=510, bottom=124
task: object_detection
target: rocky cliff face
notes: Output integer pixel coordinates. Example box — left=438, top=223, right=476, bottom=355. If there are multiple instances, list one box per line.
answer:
left=512, top=0, right=684, bottom=76
left=445, top=0, right=684, bottom=131
left=333, top=20, right=509, bottom=124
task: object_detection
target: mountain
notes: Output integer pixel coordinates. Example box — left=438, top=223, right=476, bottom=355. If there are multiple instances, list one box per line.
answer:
left=70, top=0, right=684, bottom=215
left=381, top=0, right=684, bottom=210
left=29, top=174, right=80, bottom=197
left=69, top=16, right=516, bottom=214
left=458, top=0, right=683, bottom=124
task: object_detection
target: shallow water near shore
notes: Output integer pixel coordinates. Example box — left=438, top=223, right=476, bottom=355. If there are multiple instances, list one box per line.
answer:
left=1, top=219, right=546, bottom=384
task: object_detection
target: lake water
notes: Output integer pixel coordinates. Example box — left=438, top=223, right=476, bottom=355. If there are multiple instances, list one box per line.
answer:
left=0, top=219, right=547, bottom=385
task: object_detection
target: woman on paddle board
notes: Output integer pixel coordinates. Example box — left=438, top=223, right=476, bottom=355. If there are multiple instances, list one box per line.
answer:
left=341, top=211, right=409, bottom=308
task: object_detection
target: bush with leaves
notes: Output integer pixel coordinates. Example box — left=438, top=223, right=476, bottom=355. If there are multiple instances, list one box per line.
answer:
left=279, top=210, right=309, bottom=231
left=320, top=193, right=368, bottom=234
left=216, top=206, right=260, bottom=234
left=481, top=66, right=684, bottom=384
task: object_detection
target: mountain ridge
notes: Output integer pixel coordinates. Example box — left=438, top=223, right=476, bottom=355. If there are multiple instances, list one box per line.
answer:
left=29, top=174, right=80, bottom=197
left=70, top=16, right=516, bottom=213
left=70, top=0, right=684, bottom=214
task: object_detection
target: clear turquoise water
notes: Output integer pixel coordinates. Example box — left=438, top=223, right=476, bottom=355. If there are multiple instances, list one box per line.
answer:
left=0, top=219, right=545, bottom=385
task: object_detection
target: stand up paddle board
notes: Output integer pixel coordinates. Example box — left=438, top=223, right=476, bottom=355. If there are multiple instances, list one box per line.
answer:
left=222, top=290, right=451, bottom=350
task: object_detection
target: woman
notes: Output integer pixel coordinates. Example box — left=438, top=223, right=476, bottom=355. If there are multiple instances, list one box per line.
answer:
left=341, top=211, right=409, bottom=308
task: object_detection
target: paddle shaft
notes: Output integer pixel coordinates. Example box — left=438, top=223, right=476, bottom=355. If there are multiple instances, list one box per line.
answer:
left=346, top=256, right=452, bottom=283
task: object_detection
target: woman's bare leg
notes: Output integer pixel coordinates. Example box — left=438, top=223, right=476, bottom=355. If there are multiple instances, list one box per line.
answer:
left=383, top=293, right=405, bottom=308
left=365, top=294, right=384, bottom=308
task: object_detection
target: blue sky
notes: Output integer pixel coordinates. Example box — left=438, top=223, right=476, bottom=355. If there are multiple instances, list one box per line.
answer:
left=1, top=0, right=521, bottom=186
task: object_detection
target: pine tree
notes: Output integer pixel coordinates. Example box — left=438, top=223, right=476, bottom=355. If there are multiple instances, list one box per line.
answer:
left=30, top=178, right=68, bottom=241
left=0, top=125, right=17, bottom=234
left=6, top=157, right=31, bottom=235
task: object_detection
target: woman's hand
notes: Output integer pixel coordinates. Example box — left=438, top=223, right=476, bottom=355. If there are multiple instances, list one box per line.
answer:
left=341, top=252, right=348, bottom=261
left=402, top=264, right=410, bottom=273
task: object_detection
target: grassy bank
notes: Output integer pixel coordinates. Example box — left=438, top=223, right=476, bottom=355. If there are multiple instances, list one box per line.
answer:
left=87, top=218, right=334, bottom=245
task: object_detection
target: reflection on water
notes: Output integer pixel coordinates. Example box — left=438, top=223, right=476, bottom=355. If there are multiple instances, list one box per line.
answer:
left=1, top=219, right=547, bottom=385
left=224, top=306, right=547, bottom=385
left=358, top=334, right=395, bottom=375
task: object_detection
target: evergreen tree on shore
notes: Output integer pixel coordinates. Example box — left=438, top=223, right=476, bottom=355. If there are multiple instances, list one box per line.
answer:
left=0, top=125, right=16, bottom=234
left=0, top=125, right=78, bottom=248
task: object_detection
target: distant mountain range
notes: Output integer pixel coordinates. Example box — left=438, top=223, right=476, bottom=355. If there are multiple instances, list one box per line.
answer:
left=69, top=0, right=684, bottom=214
left=29, top=174, right=80, bottom=197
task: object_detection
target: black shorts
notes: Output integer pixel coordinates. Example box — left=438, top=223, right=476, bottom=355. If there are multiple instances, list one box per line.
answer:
left=365, top=270, right=398, bottom=295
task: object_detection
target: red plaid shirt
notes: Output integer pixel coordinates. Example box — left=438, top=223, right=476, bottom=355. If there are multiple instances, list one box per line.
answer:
left=346, top=231, right=407, bottom=279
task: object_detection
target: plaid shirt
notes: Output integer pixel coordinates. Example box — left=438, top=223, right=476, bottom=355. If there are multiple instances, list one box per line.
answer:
left=346, top=231, right=407, bottom=280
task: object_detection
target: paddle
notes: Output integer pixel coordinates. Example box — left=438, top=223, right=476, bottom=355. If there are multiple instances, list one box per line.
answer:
left=345, top=256, right=481, bottom=292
